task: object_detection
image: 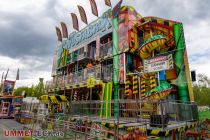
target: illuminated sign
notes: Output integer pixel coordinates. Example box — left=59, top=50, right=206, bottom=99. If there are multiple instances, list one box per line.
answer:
left=63, top=10, right=112, bottom=49
left=143, top=54, right=173, bottom=73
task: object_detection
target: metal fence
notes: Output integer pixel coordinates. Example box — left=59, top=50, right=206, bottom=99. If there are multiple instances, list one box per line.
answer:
left=100, top=42, right=112, bottom=58
left=24, top=112, right=147, bottom=140
left=22, top=99, right=198, bottom=139
left=46, top=64, right=114, bottom=90
left=71, top=99, right=198, bottom=128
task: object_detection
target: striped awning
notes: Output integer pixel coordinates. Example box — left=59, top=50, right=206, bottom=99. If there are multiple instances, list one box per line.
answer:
left=40, top=95, right=49, bottom=103
left=49, top=96, right=58, bottom=104
left=59, top=95, right=68, bottom=102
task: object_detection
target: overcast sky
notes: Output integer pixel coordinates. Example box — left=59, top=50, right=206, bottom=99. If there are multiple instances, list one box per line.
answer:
left=0, top=0, right=210, bottom=88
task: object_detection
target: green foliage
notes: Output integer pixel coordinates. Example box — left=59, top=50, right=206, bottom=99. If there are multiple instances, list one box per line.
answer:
left=14, top=78, right=45, bottom=98
left=199, top=110, right=210, bottom=120
left=13, top=86, right=33, bottom=96
left=193, top=74, right=210, bottom=106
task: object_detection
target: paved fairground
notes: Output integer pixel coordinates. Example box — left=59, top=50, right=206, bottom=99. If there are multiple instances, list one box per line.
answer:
left=0, top=119, right=23, bottom=140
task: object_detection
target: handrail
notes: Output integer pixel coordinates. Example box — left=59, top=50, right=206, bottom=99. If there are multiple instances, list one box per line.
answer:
left=46, top=64, right=114, bottom=89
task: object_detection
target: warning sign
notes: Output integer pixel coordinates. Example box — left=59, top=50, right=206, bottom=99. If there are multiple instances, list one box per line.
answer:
left=143, top=54, right=173, bottom=73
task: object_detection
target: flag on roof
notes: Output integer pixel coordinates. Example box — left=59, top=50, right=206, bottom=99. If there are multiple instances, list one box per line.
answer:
left=56, top=27, right=62, bottom=41
left=4, top=68, right=9, bottom=80
left=89, top=0, right=98, bottom=17
left=112, top=0, right=123, bottom=18
left=78, top=5, right=88, bottom=24
left=16, top=68, right=19, bottom=80
left=71, top=13, right=79, bottom=31
left=60, top=22, right=68, bottom=38
left=1, top=72, right=4, bottom=82
left=105, top=0, right=111, bottom=7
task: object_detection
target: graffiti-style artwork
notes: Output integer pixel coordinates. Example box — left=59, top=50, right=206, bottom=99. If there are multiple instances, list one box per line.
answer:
left=118, top=54, right=125, bottom=83
left=3, top=80, right=15, bottom=95
left=118, top=6, right=141, bottom=52
left=118, top=12, right=129, bottom=52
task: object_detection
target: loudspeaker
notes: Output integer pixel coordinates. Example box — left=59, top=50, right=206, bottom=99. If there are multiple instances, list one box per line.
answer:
left=191, top=71, right=196, bottom=82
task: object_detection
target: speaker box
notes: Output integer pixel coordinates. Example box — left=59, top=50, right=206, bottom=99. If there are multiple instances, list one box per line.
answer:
left=191, top=71, right=196, bottom=82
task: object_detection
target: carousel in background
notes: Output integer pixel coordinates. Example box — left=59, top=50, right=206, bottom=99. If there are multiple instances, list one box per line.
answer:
left=0, top=68, right=23, bottom=119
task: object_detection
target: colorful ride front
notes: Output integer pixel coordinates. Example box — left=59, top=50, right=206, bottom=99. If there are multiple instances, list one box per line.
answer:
left=40, top=3, right=198, bottom=140
left=0, top=80, right=23, bottom=119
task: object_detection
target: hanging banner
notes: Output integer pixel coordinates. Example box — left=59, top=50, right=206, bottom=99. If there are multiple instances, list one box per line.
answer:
left=60, top=22, right=68, bottom=38
left=3, top=80, right=15, bottom=95
left=56, top=27, right=62, bottom=41
left=78, top=5, right=88, bottom=24
left=105, top=0, right=111, bottom=7
left=89, top=0, right=98, bottom=17
left=143, top=54, right=174, bottom=73
left=71, top=13, right=79, bottom=31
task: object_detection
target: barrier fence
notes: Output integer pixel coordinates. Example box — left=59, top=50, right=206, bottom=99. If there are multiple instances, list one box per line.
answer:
left=22, top=99, right=198, bottom=139
left=46, top=64, right=113, bottom=91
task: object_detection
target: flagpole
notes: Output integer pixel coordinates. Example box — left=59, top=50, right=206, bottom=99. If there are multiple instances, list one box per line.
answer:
left=12, top=80, right=16, bottom=96
left=4, top=68, right=9, bottom=80
left=1, top=81, right=4, bottom=95
left=13, top=68, right=19, bottom=96
left=0, top=72, right=4, bottom=95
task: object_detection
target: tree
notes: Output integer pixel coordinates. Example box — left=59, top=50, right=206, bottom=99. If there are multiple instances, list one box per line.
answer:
left=14, top=78, right=46, bottom=98
left=34, top=78, right=45, bottom=97
left=197, top=74, right=210, bottom=87
left=14, top=86, right=33, bottom=96
left=193, top=74, right=210, bottom=106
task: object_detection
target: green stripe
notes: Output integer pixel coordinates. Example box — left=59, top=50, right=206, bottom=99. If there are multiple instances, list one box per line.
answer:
left=112, top=16, right=119, bottom=118
left=174, top=24, right=189, bottom=102
left=102, top=83, right=107, bottom=117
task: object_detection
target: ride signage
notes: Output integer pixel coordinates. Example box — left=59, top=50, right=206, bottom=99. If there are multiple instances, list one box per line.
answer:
left=143, top=54, right=173, bottom=73
left=63, top=10, right=112, bottom=50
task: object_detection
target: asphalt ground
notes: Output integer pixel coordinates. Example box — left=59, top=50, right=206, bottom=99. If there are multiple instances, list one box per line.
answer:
left=0, top=119, right=23, bottom=140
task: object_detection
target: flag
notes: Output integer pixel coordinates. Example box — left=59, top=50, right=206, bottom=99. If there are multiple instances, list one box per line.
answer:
left=56, top=27, right=62, bottom=42
left=60, top=22, right=68, bottom=38
left=77, top=5, right=88, bottom=24
left=112, top=0, right=123, bottom=18
left=71, top=13, right=79, bottom=31
left=1, top=72, right=4, bottom=82
left=105, top=0, right=111, bottom=7
left=16, top=68, right=19, bottom=80
left=89, top=0, right=98, bottom=17
left=4, top=68, right=9, bottom=80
